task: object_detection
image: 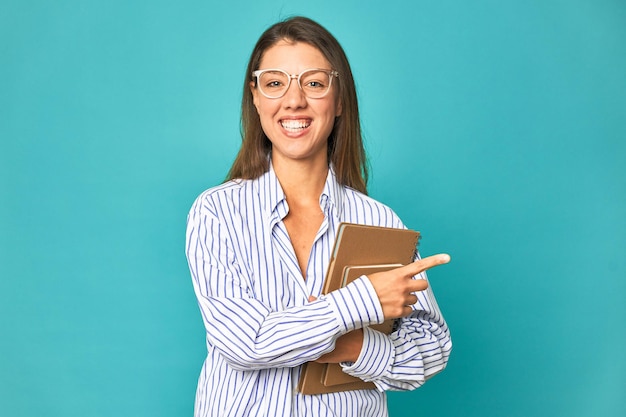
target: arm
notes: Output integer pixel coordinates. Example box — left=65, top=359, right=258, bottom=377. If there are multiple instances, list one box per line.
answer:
left=317, top=255, right=453, bottom=391
left=185, top=200, right=385, bottom=371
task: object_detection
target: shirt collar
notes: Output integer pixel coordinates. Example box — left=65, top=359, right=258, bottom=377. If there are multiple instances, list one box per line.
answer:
left=258, top=161, right=287, bottom=222
left=321, top=165, right=344, bottom=220
left=255, top=161, right=345, bottom=222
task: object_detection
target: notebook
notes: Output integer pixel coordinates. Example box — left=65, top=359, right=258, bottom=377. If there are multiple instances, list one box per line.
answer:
left=297, top=223, right=420, bottom=395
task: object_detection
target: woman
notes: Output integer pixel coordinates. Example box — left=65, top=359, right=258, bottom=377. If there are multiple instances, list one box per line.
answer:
left=186, top=16, right=451, bottom=417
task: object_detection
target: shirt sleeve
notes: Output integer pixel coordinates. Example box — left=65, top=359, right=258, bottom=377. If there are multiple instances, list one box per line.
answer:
left=339, top=268, right=452, bottom=391
left=185, top=196, right=384, bottom=371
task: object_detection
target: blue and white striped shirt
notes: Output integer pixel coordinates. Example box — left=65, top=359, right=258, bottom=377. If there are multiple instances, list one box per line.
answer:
left=185, top=164, right=451, bottom=417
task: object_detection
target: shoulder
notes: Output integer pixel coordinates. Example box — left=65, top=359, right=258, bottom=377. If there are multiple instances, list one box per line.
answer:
left=340, top=186, right=405, bottom=229
left=188, top=179, right=251, bottom=217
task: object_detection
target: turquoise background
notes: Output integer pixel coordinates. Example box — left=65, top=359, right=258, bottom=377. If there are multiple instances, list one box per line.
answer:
left=1, top=1, right=625, bottom=416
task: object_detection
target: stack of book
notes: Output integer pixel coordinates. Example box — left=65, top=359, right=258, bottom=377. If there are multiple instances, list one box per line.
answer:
left=298, top=223, right=420, bottom=394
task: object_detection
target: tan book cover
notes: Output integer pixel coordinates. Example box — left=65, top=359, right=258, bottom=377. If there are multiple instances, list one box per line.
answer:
left=321, top=264, right=402, bottom=387
left=297, top=223, right=420, bottom=395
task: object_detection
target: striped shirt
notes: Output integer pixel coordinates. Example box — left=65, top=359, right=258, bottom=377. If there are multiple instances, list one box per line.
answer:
left=185, top=164, right=452, bottom=417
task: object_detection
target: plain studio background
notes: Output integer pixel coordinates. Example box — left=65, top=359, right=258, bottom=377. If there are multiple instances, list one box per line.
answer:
left=1, top=1, right=624, bottom=416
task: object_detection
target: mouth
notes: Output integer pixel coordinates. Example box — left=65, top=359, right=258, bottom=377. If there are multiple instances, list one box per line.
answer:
left=279, top=118, right=311, bottom=133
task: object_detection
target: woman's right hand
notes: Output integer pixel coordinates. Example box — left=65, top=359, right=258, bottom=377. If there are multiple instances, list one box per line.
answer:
left=367, top=254, right=450, bottom=319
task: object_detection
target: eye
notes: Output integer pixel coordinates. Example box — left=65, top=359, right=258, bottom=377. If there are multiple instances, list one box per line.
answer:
left=265, top=80, right=284, bottom=89
left=300, top=70, right=330, bottom=91
left=258, top=71, right=289, bottom=91
left=304, top=80, right=326, bottom=89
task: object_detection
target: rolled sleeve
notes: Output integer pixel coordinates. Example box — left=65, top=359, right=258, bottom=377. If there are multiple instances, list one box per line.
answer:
left=324, top=275, right=384, bottom=333
left=340, top=326, right=395, bottom=384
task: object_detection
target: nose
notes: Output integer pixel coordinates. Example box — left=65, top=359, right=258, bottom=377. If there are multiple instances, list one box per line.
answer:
left=282, top=76, right=307, bottom=108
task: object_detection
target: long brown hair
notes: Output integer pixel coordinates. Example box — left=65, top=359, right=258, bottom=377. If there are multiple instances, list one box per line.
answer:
left=227, top=16, right=369, bottom=194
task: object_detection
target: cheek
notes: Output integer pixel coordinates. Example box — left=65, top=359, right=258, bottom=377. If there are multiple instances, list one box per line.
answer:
left=256, top=103, right=277, bottom=126
left=320, top=102, right=341, bottom=125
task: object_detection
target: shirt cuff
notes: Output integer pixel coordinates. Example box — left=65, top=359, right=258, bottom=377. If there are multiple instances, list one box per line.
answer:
left=340, top=326, right=395, bottom=382
left=324, top=275, right=385, bottom=333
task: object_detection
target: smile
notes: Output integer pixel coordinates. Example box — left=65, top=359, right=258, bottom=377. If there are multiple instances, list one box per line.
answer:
left=280, top=119, right=311, bottom=132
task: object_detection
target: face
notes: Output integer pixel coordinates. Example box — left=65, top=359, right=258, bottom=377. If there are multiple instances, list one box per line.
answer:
left=251, top=40, right=342, bottom=167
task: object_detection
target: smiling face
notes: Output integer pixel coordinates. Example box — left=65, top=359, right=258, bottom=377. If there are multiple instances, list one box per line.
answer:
left=251, top=40, right=342, bottom=168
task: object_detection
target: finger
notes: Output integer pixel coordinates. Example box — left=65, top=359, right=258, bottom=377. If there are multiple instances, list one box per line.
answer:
left=406, top=278, right=429, bottom=293
left=308, top=296, right=317, bottom=302
left=406, top=293, right=419, bottom=306
left=401, top=306, right=414, bottom=317
left=401, top=253, right=450, bottom=277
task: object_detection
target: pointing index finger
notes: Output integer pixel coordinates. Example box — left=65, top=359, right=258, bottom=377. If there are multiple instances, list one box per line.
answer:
left=404, top=253, right=451, bottom=276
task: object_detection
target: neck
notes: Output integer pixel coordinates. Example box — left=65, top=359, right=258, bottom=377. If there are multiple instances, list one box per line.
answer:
left=273, top=156, right=328, bottom=204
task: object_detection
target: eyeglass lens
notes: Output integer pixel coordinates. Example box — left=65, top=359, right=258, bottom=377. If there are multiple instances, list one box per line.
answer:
left=257, top=70, right=332, bottom=98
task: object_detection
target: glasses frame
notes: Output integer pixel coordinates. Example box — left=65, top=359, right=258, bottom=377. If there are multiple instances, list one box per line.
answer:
left=252, top=68, right=340, bottom=99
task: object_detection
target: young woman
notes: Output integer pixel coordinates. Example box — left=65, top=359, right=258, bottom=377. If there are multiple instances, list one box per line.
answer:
left=186, top=16, right=452, bottom=417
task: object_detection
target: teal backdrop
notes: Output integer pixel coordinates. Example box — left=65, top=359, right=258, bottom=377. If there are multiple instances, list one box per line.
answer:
left=1, top=1, right=625, bottom=416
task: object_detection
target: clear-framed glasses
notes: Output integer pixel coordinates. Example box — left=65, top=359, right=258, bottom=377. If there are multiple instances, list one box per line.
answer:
left=252, top=68, right=339, bottom=99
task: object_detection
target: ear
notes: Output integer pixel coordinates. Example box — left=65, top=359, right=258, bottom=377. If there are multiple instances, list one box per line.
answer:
left=335, top=97, right=342, bottom=117
left=250, top=82, right=260, bottom=112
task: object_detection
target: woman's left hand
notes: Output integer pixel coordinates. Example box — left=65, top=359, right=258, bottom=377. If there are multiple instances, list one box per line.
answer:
left=314, top=329, right=363, bottom=363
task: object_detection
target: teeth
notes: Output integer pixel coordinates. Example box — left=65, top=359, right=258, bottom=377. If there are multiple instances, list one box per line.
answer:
left=281, top=120, right=310, bottom=130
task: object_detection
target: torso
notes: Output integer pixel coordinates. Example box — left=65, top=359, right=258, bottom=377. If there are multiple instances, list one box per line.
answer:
left=283, top=200, right=324, bottom=278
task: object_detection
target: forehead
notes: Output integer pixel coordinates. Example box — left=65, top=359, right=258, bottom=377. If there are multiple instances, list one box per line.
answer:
left=259, top=40, right=331, bottom=71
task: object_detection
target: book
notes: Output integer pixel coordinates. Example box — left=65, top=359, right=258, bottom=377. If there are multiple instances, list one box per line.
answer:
left=297, top=223, right=420, bottom=395
left=321, top=264, right=402, bottom=387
